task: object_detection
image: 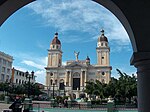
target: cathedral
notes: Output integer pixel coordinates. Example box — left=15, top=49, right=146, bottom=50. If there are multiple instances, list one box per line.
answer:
left=45, top=30, right=112, bottom=98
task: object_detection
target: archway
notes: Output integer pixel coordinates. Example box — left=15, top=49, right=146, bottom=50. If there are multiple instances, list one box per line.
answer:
left=1, top=1, right=150, bottom=111
left=0, top=0, right=136, bottom=52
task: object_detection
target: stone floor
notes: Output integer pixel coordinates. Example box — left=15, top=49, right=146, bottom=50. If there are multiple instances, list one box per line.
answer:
left=0, top=103, right=11, bottom=112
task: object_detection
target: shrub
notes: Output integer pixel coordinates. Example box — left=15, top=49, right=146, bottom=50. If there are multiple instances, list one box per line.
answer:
left=0, top=94, right=5, bottom=101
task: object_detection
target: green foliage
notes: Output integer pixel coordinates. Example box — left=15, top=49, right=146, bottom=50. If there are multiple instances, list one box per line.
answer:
left=0, top=82, right=43, bottom=97
left=84, top=69, right=137, bottom=103
left=0, top=94, right=5, bottom=101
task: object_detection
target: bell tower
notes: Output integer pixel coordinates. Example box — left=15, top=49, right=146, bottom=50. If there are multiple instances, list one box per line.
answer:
left=96, top=30, right=110, bottom=66
left=47, top=32, right=62, bottom=67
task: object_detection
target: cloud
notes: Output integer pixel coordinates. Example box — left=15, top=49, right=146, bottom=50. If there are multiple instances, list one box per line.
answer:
left=62, top=61, right=66, bottom=65
left=13, top=66, right=28, bottom=72
left=22, top=60, right=44, bottom=69
left=18, top=54, right=47, bottom=84
left=26, top=0, right=130, bottom=46
left=34, top=70, right=46, bottom=84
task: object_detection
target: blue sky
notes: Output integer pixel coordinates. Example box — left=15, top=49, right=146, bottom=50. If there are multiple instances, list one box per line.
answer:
left=0, top=0, right=136, bottom=84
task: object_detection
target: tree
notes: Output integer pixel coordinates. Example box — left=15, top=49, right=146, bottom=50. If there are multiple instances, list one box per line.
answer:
left=84, top=69, right=137, bottom=104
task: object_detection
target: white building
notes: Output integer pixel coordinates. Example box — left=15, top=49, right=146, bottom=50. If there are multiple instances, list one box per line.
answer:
left=0, top=51, right=13, bottom=83
left=45, top=30, right=112, bottom=98
left=11, top=68, right=36, bottom=85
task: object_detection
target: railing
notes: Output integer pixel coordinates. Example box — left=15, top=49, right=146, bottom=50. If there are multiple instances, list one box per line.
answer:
left=32, top=102, right=137, bottom=111
left=0, top=102, right=137, bottom=112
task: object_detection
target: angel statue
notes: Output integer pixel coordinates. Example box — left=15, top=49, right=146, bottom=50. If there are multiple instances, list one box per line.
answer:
left=74, top=51, right=80, bottom=61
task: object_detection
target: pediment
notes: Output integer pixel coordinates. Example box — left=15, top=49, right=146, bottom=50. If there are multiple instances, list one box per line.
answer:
left=65, top=62, right=87, bottom=68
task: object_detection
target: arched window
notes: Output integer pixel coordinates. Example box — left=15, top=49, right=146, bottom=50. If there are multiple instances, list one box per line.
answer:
left=50, top=79, right=53, bottom=85
left=56, top=45, right=59, bottom=49
left=73, top=72, right=80, bottom=78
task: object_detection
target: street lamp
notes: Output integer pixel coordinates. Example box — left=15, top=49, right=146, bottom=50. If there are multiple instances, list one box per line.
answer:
left=52, top=83, right=55, bottom=99
left=63, top=82, right=66, bottom=97
left=26, top=71, right=34, bottom=98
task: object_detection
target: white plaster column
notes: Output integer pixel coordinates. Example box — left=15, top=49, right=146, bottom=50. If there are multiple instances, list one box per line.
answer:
left=80, top=71, right=83, bottom=87
left=131, top=52, right=150, bottom=112
left=69, top=71, right=72, bottom=87
left=84, top=71, right=87, bottom=86
left=65, top=71, right=68, bottom=84
left=46, top=72, right=49, bottom=86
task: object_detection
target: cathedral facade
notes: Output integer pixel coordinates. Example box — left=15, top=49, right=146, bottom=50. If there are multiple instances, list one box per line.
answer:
left=45, top=30, right=112, bottom=98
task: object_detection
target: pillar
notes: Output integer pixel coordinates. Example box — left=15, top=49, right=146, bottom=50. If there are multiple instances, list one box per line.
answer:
left=80, top=71, right=83, bottom=87
left=65, top=71, right=68, bottom=84
left=84, top=71, right=87, bottom=86
left=69, top=71, right=72, bottom=87
left=131, top=52, right=150, bottom=112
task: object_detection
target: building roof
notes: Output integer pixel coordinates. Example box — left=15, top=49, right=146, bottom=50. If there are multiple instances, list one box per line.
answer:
left=51, top=32, right=61, bottom=45
left=98, top=29, right=108, bottom=42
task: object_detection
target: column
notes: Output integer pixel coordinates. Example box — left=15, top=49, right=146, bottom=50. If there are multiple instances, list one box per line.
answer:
left=69, top=71, right=72, bottom=87
left=84, top=71, right=87, bottom=86
left=80, top=71, right=83, bottom=87
left=65, top=71, right=68, bottom=84
left=131, top=52, right=150, bottom=112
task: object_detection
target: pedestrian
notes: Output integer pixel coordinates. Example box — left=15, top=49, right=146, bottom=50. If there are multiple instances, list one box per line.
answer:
left=64, top=99, right=68, bottom=108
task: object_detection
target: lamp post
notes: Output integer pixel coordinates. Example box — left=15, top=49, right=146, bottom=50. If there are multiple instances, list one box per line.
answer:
left=26, top=71, right=34, bottom=98
left=48, top=84, right=51, bottom=97
left=63, top=82, right=66, bottom=97
left=52, top=83, right=55, bottom=99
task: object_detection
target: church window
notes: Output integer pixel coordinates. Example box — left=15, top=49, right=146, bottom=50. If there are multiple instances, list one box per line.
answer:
left=50, top=79, right=53, bottom=85
left=101, top=43, right=103, bottom=46
left=105, top=43, right=107, bottom=46
left=16, top=79, right=18, bottom=83
left=102, top=72, right=105, bottom=75
left=50, top=73, right=53, bottom=76
left=53, top=45, right=55, bottom=48
left=59, top=59, right=61, bottom=66
left=56, top=45, right=59, bottom=49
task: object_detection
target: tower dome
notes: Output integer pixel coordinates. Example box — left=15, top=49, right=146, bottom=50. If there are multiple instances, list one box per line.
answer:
left=98, top=29, right=108, bottom=42
left=51, top=32, right=61, bottom=45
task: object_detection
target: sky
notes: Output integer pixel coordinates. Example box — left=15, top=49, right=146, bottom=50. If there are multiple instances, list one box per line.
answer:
left=0, top=0, right=136, bottom=84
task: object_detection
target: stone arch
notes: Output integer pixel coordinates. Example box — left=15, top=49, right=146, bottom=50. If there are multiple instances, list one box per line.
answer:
left=0, top=0, right=137, bottom=52
left=73, top=72, right=80, bottom=78
left=2, top=1, right=150, bottom=111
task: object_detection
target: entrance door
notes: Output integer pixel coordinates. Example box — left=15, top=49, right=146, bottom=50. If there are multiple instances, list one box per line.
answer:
left=73, top=78, right=80, bottom=90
